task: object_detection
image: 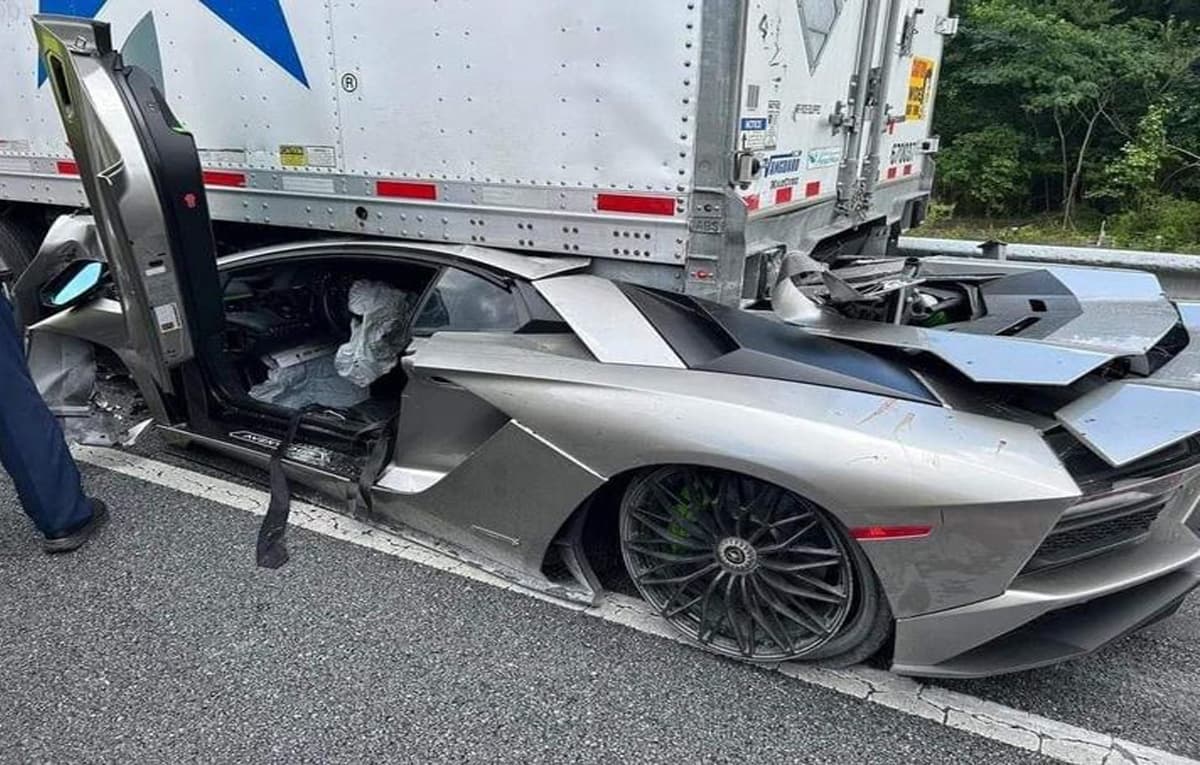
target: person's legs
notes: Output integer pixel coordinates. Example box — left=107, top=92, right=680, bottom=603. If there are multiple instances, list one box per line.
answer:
left=0, top=293, right=93, bottom=538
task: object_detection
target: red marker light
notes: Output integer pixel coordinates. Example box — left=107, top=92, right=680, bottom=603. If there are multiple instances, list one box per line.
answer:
left=377, top=180, right=438, bottom=200
left=850, top=525, right=933, bottom=541
left=202, top=170, right=247, bottom=188
left=596, top=193, right=677, bottom=217
left=56, top=160, right=79, bottom=175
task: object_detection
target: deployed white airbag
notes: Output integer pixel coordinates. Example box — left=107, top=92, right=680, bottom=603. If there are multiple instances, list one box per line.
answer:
left=334, top=280, right=410, bottom=387
left=249, top=342, right=369, bottom=409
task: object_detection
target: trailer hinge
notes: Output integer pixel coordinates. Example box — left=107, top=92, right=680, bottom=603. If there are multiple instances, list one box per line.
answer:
left=934, top=16, right=960, bottom=36
left=829, top=100, right=853, bottom=133
left=899, top=3, right=925, bottom=56
left=830, top=74, right=860, bottom=133
left=865, top=67, right=883, bottom=105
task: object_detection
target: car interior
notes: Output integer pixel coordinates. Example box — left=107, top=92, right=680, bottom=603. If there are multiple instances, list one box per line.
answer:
left=211, top=256, right=531, bottom=452
left=219, top=259, right=434, bottom=428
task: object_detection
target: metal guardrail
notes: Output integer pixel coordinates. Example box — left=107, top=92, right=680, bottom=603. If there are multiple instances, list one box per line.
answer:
left=899, top=236, right=1200, bottom=301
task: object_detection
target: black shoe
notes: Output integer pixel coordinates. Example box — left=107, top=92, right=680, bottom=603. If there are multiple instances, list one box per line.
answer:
left=43, top=500, right=109, bottom=554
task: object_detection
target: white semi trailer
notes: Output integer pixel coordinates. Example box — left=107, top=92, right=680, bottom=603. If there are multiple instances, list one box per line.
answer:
left=0, top=0, right=954, bottom=305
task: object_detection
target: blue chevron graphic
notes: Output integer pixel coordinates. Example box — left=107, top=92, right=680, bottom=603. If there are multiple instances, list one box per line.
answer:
left=38, top=0, right=308, bottom=87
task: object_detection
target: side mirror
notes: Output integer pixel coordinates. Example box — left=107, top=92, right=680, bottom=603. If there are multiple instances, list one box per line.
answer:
left=40, top=259, right=107, bottom=309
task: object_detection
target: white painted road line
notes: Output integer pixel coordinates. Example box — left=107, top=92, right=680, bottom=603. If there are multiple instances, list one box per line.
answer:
left=72, top=444, right=1198, bottom=765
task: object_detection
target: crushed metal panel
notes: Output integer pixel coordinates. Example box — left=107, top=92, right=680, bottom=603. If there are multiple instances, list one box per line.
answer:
left=1020, top=265, right=1177, bottom=357
left=534, top=275, right=685, bottom=368
left=1036, top=299, right=1177, bottom=358
left=1145, top=301, right=1200, bottom=390
left=1056, top=383, right=1200, bottom=467
left=217, top=240, right=590, bottom=282
left=923, top=258, right=1180, bottom=358
left=449, top=246, right=590, bottom=281
left=1057, top=300, right=1200, bottom=467
left=919, top=256, right=1167, bottom=297
left=793, top=316, right=1116, bottom=385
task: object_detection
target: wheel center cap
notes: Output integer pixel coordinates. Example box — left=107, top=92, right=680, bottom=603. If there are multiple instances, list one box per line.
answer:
left=717, top=537, right=758, bottom=573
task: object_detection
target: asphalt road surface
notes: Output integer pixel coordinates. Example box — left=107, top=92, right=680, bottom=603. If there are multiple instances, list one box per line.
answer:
left=0, top=440, right=1196, bottom=764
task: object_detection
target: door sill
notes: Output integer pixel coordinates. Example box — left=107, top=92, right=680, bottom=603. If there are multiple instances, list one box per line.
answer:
left=159, top=424, right=360, bottom=487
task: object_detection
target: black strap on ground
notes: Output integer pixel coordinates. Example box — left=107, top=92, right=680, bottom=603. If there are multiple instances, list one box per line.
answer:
left=353, top=412, right=399, bottom=522
left=256, top=404, right=321, bottom=569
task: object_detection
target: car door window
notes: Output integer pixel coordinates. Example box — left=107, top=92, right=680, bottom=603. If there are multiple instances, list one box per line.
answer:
left=412, top=268, right=521, bottom=334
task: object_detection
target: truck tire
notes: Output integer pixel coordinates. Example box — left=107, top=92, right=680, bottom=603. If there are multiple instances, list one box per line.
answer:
left=0, top=216, right=41, bottom=297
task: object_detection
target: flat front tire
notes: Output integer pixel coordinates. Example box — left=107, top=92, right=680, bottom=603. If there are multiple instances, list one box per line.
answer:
left=619, top=466, right=891, bottom=664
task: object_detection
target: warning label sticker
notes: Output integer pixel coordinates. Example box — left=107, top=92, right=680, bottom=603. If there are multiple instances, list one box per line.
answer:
left=765, top=100, right=781, bottom=150
left=154, top=303, right=181, bottom=334
left=279, top=145, right=337, bottom=168
left=198, top=148, right=247, bottom=165
left=279, top=145, right=306, bottom=167
left=906, top=57, right=936, bottom=121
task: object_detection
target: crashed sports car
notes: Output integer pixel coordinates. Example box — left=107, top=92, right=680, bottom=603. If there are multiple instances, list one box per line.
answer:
left=18, top=16, right=1200, bottom=678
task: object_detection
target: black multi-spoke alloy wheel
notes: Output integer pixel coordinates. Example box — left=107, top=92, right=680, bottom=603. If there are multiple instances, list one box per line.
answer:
left=620, top=466, right=889, bottom=663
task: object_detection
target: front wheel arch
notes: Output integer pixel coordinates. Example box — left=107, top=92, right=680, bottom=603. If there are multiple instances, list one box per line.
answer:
left=550, top=464, right=894, bottom=666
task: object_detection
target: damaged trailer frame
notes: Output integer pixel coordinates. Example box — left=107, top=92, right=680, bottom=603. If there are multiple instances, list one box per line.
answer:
left=0, top=0, right=952, bottom=306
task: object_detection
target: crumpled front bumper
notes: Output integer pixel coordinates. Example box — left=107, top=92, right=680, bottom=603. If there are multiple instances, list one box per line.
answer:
left=890, top=463, right=1200, bottom=678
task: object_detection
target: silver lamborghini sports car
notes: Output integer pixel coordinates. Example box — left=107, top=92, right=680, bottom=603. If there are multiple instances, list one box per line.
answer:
left=19, top=17, right=1200, bottom=678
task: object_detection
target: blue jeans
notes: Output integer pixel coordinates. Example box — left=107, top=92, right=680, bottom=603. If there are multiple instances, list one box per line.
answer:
left=0, top=293, right=92, bottom=536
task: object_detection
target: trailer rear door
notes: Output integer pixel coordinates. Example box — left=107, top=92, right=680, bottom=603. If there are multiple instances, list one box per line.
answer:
left=875, top=0, right=951, bottom=190
left=734, top=0, right=950, bottom=216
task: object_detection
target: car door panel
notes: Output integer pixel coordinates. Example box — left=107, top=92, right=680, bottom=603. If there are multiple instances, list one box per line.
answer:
left=35, top=16, right=223, bottom=392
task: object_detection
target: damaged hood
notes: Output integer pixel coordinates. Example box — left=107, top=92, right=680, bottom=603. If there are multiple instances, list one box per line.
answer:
left=774, top=257, right=1200, bottom=467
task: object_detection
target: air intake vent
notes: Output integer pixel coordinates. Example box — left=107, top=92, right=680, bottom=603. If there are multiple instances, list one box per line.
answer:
left=1022, top=497, right=1166, bottom=574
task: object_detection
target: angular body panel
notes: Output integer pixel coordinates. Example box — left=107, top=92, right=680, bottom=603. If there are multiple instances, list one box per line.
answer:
left=408, top=331, right=1081, bottom=617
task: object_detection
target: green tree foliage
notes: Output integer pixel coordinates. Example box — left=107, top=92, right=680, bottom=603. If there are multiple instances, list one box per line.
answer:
left=1091, top=101, right=1171, bottom=207
left=934, top=0, right=1200, bottom=233
left=937, top=126, right=1028, bottom=214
